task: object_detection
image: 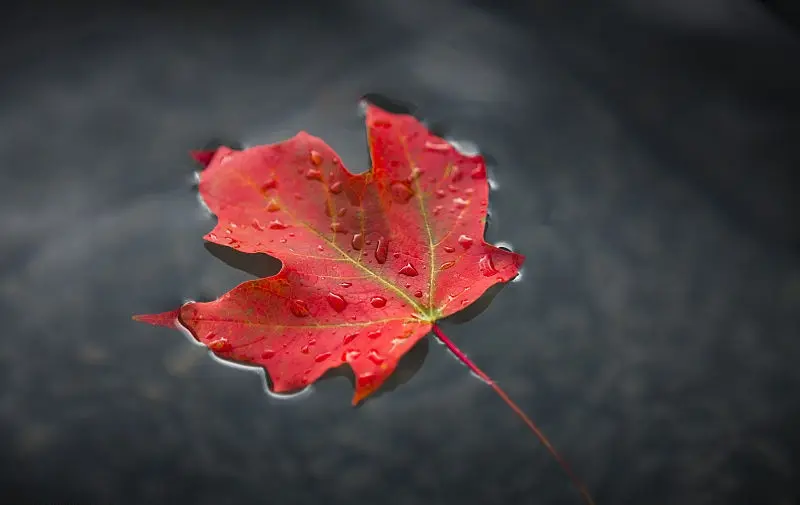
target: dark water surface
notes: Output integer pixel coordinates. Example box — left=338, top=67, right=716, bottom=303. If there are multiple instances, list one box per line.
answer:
left=2, top=2, right=799, bottom=504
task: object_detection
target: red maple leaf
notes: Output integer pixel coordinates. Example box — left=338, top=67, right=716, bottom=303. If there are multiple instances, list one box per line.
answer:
left=134, top=103, right=593, bottom=505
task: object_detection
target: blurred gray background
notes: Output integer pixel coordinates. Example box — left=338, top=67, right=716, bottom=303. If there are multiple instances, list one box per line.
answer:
left=1, top=1, right=799, bottom=504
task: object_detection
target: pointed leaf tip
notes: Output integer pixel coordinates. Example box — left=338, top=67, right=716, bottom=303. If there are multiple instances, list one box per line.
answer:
left=132, top=310, right=180, bottom=328
left=190, top=149, right=217, bottom=168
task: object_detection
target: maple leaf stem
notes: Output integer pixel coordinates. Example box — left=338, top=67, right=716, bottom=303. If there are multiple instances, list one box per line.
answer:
left=431, top=324, right=596, bottom=505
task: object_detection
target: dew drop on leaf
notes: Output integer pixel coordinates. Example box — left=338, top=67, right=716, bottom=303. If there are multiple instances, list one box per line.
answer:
left=314, top=351, right=332, bottom=363
left=309, top=150, right=323, bottom=166
left=343, top=332, right=358, bottom=345
left=208, top=338, right=231, bottom=352
left=342, top=349, right=361, bottom=362
left=478, top=254, right=498, bottom=276
left=399, top=263, right=418, bottom=276
left=453, top=197, right=469, bottom=209
left=458, top=234, right=474, bottom=249
left=260, top=349, right=276, bottom=360
left=269, top=219, right=288, bottom=230
left=433, top=205, right=443, bottom=216
left=414, top=290, right=423, bottom=298
left=329, top=180, right=343, bottom=194
left=330, top=222, right=346, bottom=234
left=317, top=245, right=325, bottom=252
left=367, top=329, right=381, bottom=339
left=435, top=189, right=446, bottom=199
left=357, top=372, right=378, bottom=387
left=305, top=168, right=323, bottom=181
left=251, top=219, right=265, bottom=231
left=351, top=233, right=364, bottom=250
left=337, top=208, right=347, bottom=217
left=290, top=299, right=310, bottom=317
left=300, top=344, right=311, bottom=354
left=391, top=181, right=414, bottom=203
left=267, top=200, right=281, bottom=212
left=471, top=165, right=486, bottom=179
left=443, top=245, right=455, bottom=253
left=340, top=281, right=352, bottom=288
left=375, top=237, right=388, bottom=264
left=326, top=292, right=347, bottom=312
left=370, top=296, right=387, bottom=308
left=440, top=260, right=456, bottom=271
left=367, top=350, right=386, bottom=365
left=425, top=141, right=450, bottom=152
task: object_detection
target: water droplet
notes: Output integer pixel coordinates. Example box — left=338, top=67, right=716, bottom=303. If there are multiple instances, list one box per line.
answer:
left=305, top=168, right=323, bottom=181
left=343, top=333, right=358, bottom=345
left=370, top=296, right=387, bottom=308
left=326, top=292, right=347, bottom=312
left=478, top=254, right=498, bottom=276
left=300, top=344, right=311, bottom=354
left=208, top=337, right=231, bottom=352
left=337, top=207, right=347, bottom=217
left=251, top=219, right=265, bottom=231
left=309, top=150, right=323, bottom=166
left=471, top=165, right=486, bottom=179
left=448, top=184, right=458, bottom=193
left=465, top=188, right=475, bottom=195
left=267, top=200, right=281, bottom=212
left=399, top=263, right=418, bottom=276
left=269, top=219, right=288, bottom=230
left=317, top=245, right=325, bottom=252
left=433, top=205, right=444, bottom=215
left=261, top=349, right=276, bottom=359
left=261, top=179, right=277, bottom=192
left=357, top=372, right=378, bottom=387
left=294, top=193, right=304, bottom=200
left=350, top=233, right=364, bottom=251
left=330, top=222, right=346, bottom=233
left=425, top=141, right=450, bottom=151
left=340, top=282, right=352, bottom=288
left=329, top=180, right=343, bottom=194
left=367, top=330, right=381, bottom=339
left=279, top=238, right=287, bottom=243
left=391, top=181, right=414, bottom=203
left=451, top=166, right=464, bottom=182
left=458, top=234, right=474, bottom=249
left=435, top=189, right=446, bottom=199
left=342, top=349, right=361, bottom=362
left=440, top=261, right=456, bottom=271
left=375, top=237, right=388, bottom=264
left=367, top=350, right=386, bottom=365
left=314, top=351, right=332, bottom=363
left=414, top=290, right=423, bottom=298
left=393, top=252, right=401, bottom=259
left=443, top=245, right=455, bottom=253
left=290, top=299, right=310, bottom=317
left=453, top=197, right=469, bottom=209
